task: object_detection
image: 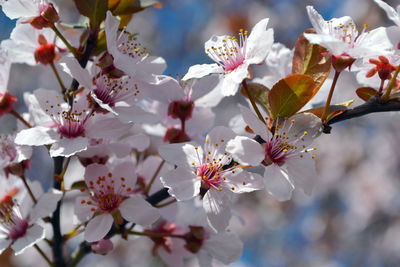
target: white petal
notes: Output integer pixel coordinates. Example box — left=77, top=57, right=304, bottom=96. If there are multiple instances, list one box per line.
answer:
left=205, top=232, right=243, bottom=264
left=160, top=168, right=200, bottom=201
left=12, top=224, right=45, bottom=255
left=120, top=133, right=150, bottom=152
left=1, top=0, right=38, bottom=19
left=306, top=6, right=329, bottom=34
left=182, top=64, right=223, bottom=80
left=0, top=49, right=11, bottom=94
left=113, top=105, right=159, bottom=124
left=203, top=190, right=231, bottom=232
left=29, top=189, right=63, bottom=223
left=285, top=156, right=317, bottom=195
left=245, top=18, right=274, bottom=64
left=197, top=251, right=213, bottom=267
left=195, top=78, right=225, bottom=108
left=85, top=116, right=132, bottom=138
left=224, top=171, right=264, bottom=193
left=264, top=164, right=294, bottom=201
left=185, top=107, right=215, bottom=136
left=105, top=11, right=120, bottom=57
left=49, top=137, right=88, bottom=157
left=33, top=88, right=65, bottom=117
left=158, top=143, right=203, bottom=168
left=60, top=57, right=92, bottom=88
left=239, top=105, right=271, bottom=141
left=374, top=0, right=400, bottom=26
left=74, top=196, right=96, bottom=222
left=84, top=213, right=114, bottom=242
left=226, top=136, right=264, bottom=166
left=145, top=75, right=184, bottom=102
left=119, top=195, right=160, bottom=225
left=190, top=74, right=220, bottom=101
left=204, top=126, right=236, bottom=154
left=303, top=33, right=349, bottom=56
left=14, top=127, right=58, bottom=146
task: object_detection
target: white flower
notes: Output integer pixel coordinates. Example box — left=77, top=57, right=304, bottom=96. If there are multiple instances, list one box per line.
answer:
left=75, top=162, right=160, bottom=242
left=1, top=0, right=53, bottom=20
left=0, top=48, right=16, bottom=117
left=304, top=6, right=393, bottom=59
left=0, top=181, right=62, bottom=255
left=105, top=11, right=166, bottom=83
left=14, top=88, right=131, bottom=157
left=183, top=18, right=274, bottom=96
left=159, top=126, right=263, bottom=232
left=61, top=56, right=158, bottom=124
left=143, top=75, right=219, bottom=142
left=226, top=106, right=320, bottom=201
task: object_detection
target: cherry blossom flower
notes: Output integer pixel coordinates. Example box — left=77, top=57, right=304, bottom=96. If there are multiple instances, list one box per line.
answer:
left=75, top=162, right=160, bottom=242
left=0, top=182, right=62, bottom=255
left=182, top=18, right=274, bottom=96
left=1, top=23, right=59, bottom=66
left=0, top=0, right=59, bottom=29
left=226, top=106, right=321, bottom=201
left=15, top=88, right=132, bottom=157
left=0, top=49, right=16, bottom=117
left=105, top=11, right=166, bottom=83
left=143, top=75, right=218, bottom=143
left=61, top=57, right=157, bottom=124
left=304, top=6, right=393, bottom=68
left=0, top=134, right=32, bottom=178
left=159, top=126, right=263, bottom=232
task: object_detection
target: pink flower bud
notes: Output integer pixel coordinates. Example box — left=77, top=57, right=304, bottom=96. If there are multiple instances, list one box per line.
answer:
left=184, top=226, right=206, bottom=254
left=167, top=100, right=194, bottom=121
left=163, top=127, right=191, bottom=143
left=91, top=238, right=114, bottom=255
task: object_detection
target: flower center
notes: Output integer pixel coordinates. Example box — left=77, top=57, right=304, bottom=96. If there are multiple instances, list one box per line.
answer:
left=58, top=120, right=85, bottom=138
left=197, top=163, right=222, bottom=190
left=328, top=20, right=358, bottom=47
left=8, top=218, right=29, bottom=241
left=206, top=29, right=248, bottom=72
left=94, top=193, right=122, bottom=212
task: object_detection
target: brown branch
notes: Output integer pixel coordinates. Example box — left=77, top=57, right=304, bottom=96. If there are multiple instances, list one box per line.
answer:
left=322, top=97, right=400, bottom=133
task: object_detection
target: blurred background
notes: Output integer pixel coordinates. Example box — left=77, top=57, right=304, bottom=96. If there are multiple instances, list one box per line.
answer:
left=1, top=0, right=400, bottom=266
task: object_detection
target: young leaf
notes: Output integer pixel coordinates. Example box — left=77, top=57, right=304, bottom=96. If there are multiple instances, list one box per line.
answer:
left=356, top=87, right=379, bottom=102
left=72, top=0, right=108, bottom=29
left=292, top=29, right=331, bottom=97
left=302, top=100, right=354, bottom=120
left=110, top=0, right=162, bottom=16
left=240, top=82, right=270, bottom=113
left=268, top=74, right=317, bottom=119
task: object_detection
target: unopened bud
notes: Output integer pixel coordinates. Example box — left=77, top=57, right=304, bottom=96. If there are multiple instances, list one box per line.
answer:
left=98, top=52, right=124, bottom=78
left=34, top=40, right=57, bottom=65
left=163, top=127, right=190, bottom=143
left=167, top=100, right=194, bottom=121
left=40, top=3, right=59, bottom=24
left=0, top=93, right=17, bottom=117
left=91, top=238, right=114, bottom=255
left=332, top=53, right=356, bottom=72
left=4, top=160, right=30, bottom=178
left=184, top=226, right=206, bottom=254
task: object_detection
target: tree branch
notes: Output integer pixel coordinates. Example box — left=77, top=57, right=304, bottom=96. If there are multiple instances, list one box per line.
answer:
left=322, top=97, right=400, bottom=133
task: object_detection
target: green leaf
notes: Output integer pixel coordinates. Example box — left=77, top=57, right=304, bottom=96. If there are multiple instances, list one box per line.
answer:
left=72, top=0, right=108, bottom=29
left=111, top=0, right=162, bottom=16
left=292, top=29, right=331, bottom=97
left=240, top=82, right=270, bottom=113
left=70, top=180, right=87, bottom=191
left=356, top=87, right=379, bottom=102
left=268, top=74, right=317, bottom=119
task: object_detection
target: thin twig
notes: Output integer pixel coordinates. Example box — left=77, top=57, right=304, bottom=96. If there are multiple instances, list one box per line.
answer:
left=242, top=80, right=267, bottom=124
left=51, top=24, right=78, bottom=58
left=10, top=110, right=32, bottom=128
left=144, top=159, right=165, bottom=195
left=50, top=62, right=67, bottom=94
left=34, top=244, right=54, bottom=267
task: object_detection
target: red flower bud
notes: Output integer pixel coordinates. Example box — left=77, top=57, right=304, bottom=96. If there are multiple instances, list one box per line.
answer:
left=163, top=127, right=191, bottom=143
left=167, top=100, right=194, bottom=121
left=332, top=53, right=356, bottom=72
left=0, top=93, right=17, bottom=117
left=91, top=238, right=114, bottom=255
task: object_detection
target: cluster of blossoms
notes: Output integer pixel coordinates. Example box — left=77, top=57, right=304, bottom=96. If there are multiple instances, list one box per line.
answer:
left=0, top=0, right=399, bottom=266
